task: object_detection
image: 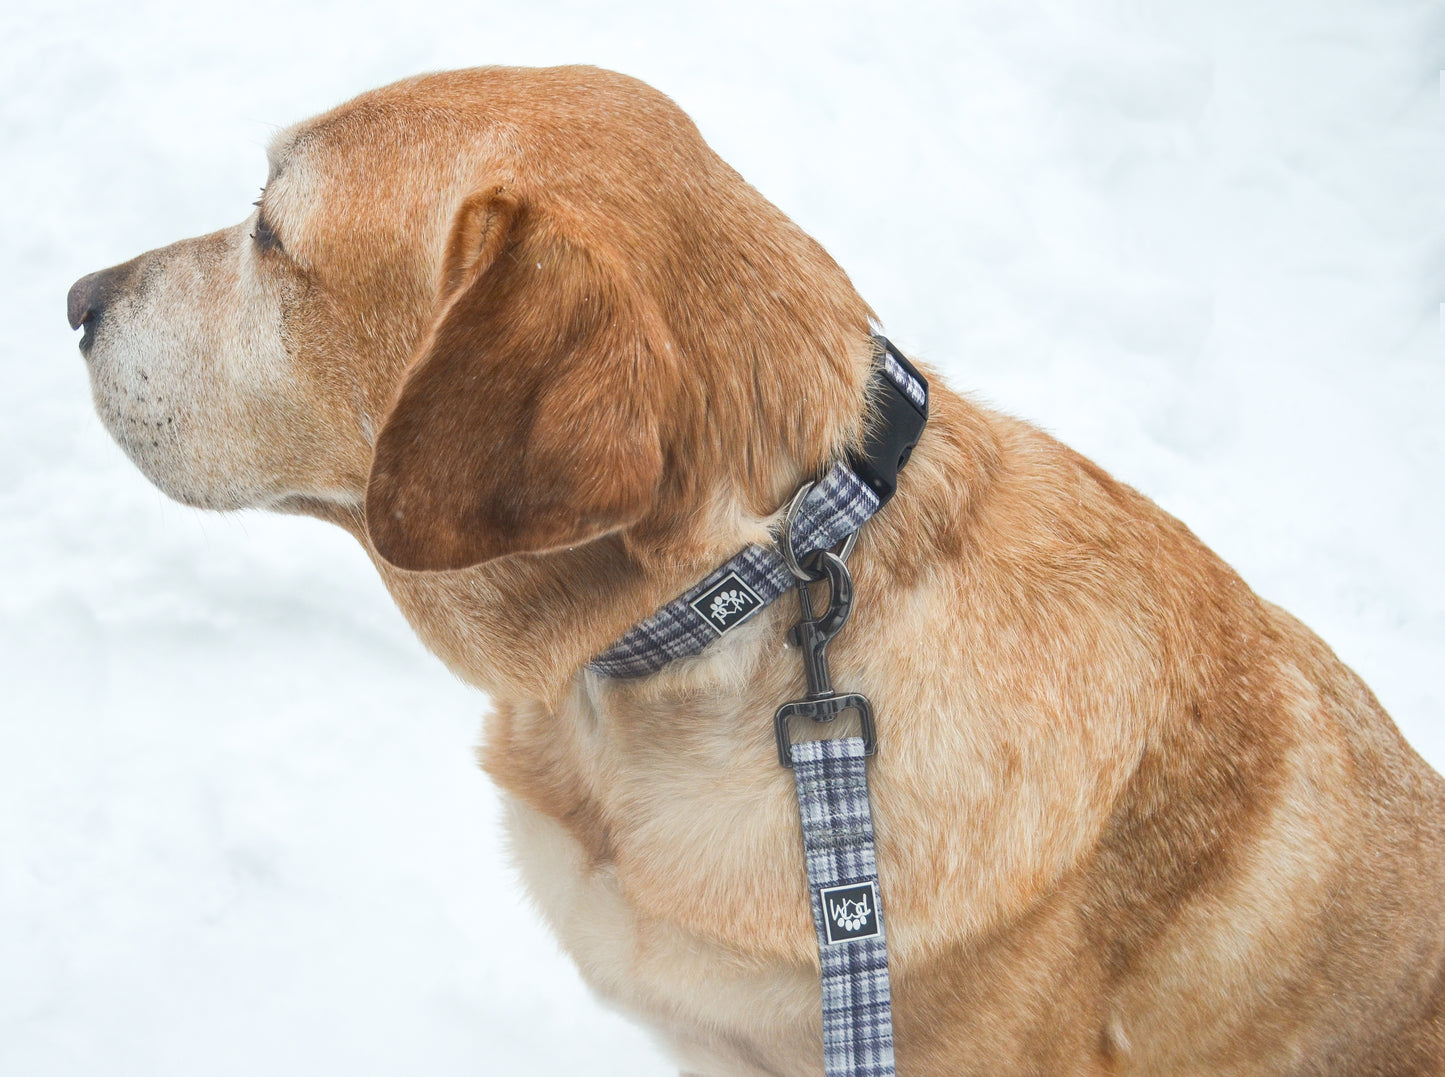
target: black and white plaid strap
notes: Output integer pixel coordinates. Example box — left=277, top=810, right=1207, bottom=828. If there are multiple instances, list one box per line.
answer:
left=588, top=338, right=927, bottom=679
left=792, top=737, right=896, bottom=1076
left=589, top=337, right=925, bottom=1077
left=588, top=464, right=880, bottom=678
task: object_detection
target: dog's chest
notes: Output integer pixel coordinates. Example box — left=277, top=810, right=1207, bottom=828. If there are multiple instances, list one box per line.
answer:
left=500, top=793, right=825, bottom=1075
left=483, top=677, right=831, bottom=1075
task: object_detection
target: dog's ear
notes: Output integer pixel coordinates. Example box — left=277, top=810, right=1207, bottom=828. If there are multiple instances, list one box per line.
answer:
left=365, top=186, right=667, bottom=571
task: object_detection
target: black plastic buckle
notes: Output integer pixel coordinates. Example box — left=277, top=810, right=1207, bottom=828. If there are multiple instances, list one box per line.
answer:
left=847, top=336, right=929, bottom=507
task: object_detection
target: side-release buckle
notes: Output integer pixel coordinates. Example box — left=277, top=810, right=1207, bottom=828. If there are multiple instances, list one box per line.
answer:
left=847, top=336, right=929, bottom=507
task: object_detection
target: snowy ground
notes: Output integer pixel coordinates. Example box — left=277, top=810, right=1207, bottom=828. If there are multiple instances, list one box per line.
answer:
left=2, top=1, right=1442, bottom=1073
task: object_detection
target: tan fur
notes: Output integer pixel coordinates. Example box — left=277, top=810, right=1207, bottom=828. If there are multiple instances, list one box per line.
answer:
left=76, top=66, right=1445, bottom=1075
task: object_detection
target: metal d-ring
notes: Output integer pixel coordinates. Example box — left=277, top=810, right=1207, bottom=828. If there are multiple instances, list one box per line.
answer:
left=778, top=480, right=859, bottom=582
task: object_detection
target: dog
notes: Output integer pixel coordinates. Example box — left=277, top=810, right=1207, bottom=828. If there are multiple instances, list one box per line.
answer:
left=68, top=66, right=1445, bottom=1075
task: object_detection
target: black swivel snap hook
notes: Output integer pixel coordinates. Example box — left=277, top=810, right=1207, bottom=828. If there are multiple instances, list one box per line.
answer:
left=774, top=548, right=877, bottom=767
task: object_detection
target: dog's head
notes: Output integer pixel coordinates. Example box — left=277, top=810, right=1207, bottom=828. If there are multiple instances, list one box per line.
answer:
left=70, top=66, right=874, bottom=575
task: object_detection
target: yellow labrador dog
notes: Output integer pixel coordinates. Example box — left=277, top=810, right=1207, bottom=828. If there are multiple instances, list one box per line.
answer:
left=69, top=67, right=1445, bottom=1075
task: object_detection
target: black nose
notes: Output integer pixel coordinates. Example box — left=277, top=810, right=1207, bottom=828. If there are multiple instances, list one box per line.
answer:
left=67, top=261, right=138, bottom=347
left=68, top=271, right=104, bottom=331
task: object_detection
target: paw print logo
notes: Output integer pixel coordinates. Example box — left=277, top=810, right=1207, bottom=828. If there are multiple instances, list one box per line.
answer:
left=708, top=589, right=750, bottom=624
left=690, top=573, right=762, bottom=634
left=820, top=883, right=879, bottom=943
left=829, top=893, right=872, bottom=933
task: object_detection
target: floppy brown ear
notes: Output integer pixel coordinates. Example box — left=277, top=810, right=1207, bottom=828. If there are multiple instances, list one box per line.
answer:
left=365, top=187, right=668, bottom=571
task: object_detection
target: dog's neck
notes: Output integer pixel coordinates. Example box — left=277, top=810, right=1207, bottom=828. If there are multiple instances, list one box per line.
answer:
left=369, top=507, right=764, bottom=702
left=305, top=473, right=802, bottom=701
left=311, top=349, right=877, bottom=699
left=321, top=379, right=988, bottom=709
left=306, top=333, right=980, bottom=706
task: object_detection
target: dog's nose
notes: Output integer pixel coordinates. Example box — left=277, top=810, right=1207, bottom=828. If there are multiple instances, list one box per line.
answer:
left=68, top=262, right=137, bottom=350
left=67, top=270, right=105, bottom=331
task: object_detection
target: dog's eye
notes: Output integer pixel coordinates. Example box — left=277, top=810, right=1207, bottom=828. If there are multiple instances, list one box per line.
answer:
left=249, top=212, right=284, bottom=254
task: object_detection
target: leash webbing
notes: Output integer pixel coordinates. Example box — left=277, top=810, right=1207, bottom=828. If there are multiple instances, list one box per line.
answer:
left=792, top=737, right=896, bottom=1076
left=588, top=336, right=927, bottom=1076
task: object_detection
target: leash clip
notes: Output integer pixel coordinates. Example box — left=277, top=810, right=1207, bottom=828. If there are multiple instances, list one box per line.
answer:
left=774, top=545, right=876, bottom=768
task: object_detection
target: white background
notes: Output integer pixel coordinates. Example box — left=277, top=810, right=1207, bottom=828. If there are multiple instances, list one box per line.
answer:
left=2, top=1, right=1441, bottom=1073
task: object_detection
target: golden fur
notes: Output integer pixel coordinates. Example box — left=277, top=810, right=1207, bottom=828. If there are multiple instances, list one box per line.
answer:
left=73, top=66, right=1445, bottom=1074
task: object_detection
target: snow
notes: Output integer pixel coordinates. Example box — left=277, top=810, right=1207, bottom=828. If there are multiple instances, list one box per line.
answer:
left=2, top=1, right=1442, bottom=1073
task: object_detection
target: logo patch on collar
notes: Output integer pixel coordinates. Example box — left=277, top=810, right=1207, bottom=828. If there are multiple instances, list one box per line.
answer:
left=690, top=572, right=763, bottom=635
left=820, top=882, right=881, bottom=945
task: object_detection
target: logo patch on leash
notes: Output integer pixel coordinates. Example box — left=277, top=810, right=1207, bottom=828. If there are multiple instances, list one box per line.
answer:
left=819, top=882, right=881, bottom=944
left=691, top=573, right=763, bottom=635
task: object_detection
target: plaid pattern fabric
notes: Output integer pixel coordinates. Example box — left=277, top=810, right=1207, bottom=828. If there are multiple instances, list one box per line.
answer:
left=587, top=463, right=880, bottom=678
left=881, top=350, right=927, bottom=411
left=590, top=340, right=915, bottom=1076
left=791, top=738, right=896, bottom=1077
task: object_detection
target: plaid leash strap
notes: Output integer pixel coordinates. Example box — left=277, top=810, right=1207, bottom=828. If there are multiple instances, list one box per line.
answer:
left=588, top=337, right=924, bottom=1077
left=791, top=737, right=896, bottom=1077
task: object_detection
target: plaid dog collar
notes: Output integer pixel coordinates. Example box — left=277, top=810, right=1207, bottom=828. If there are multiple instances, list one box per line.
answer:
left=588, top=336, right=928, bottom=679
